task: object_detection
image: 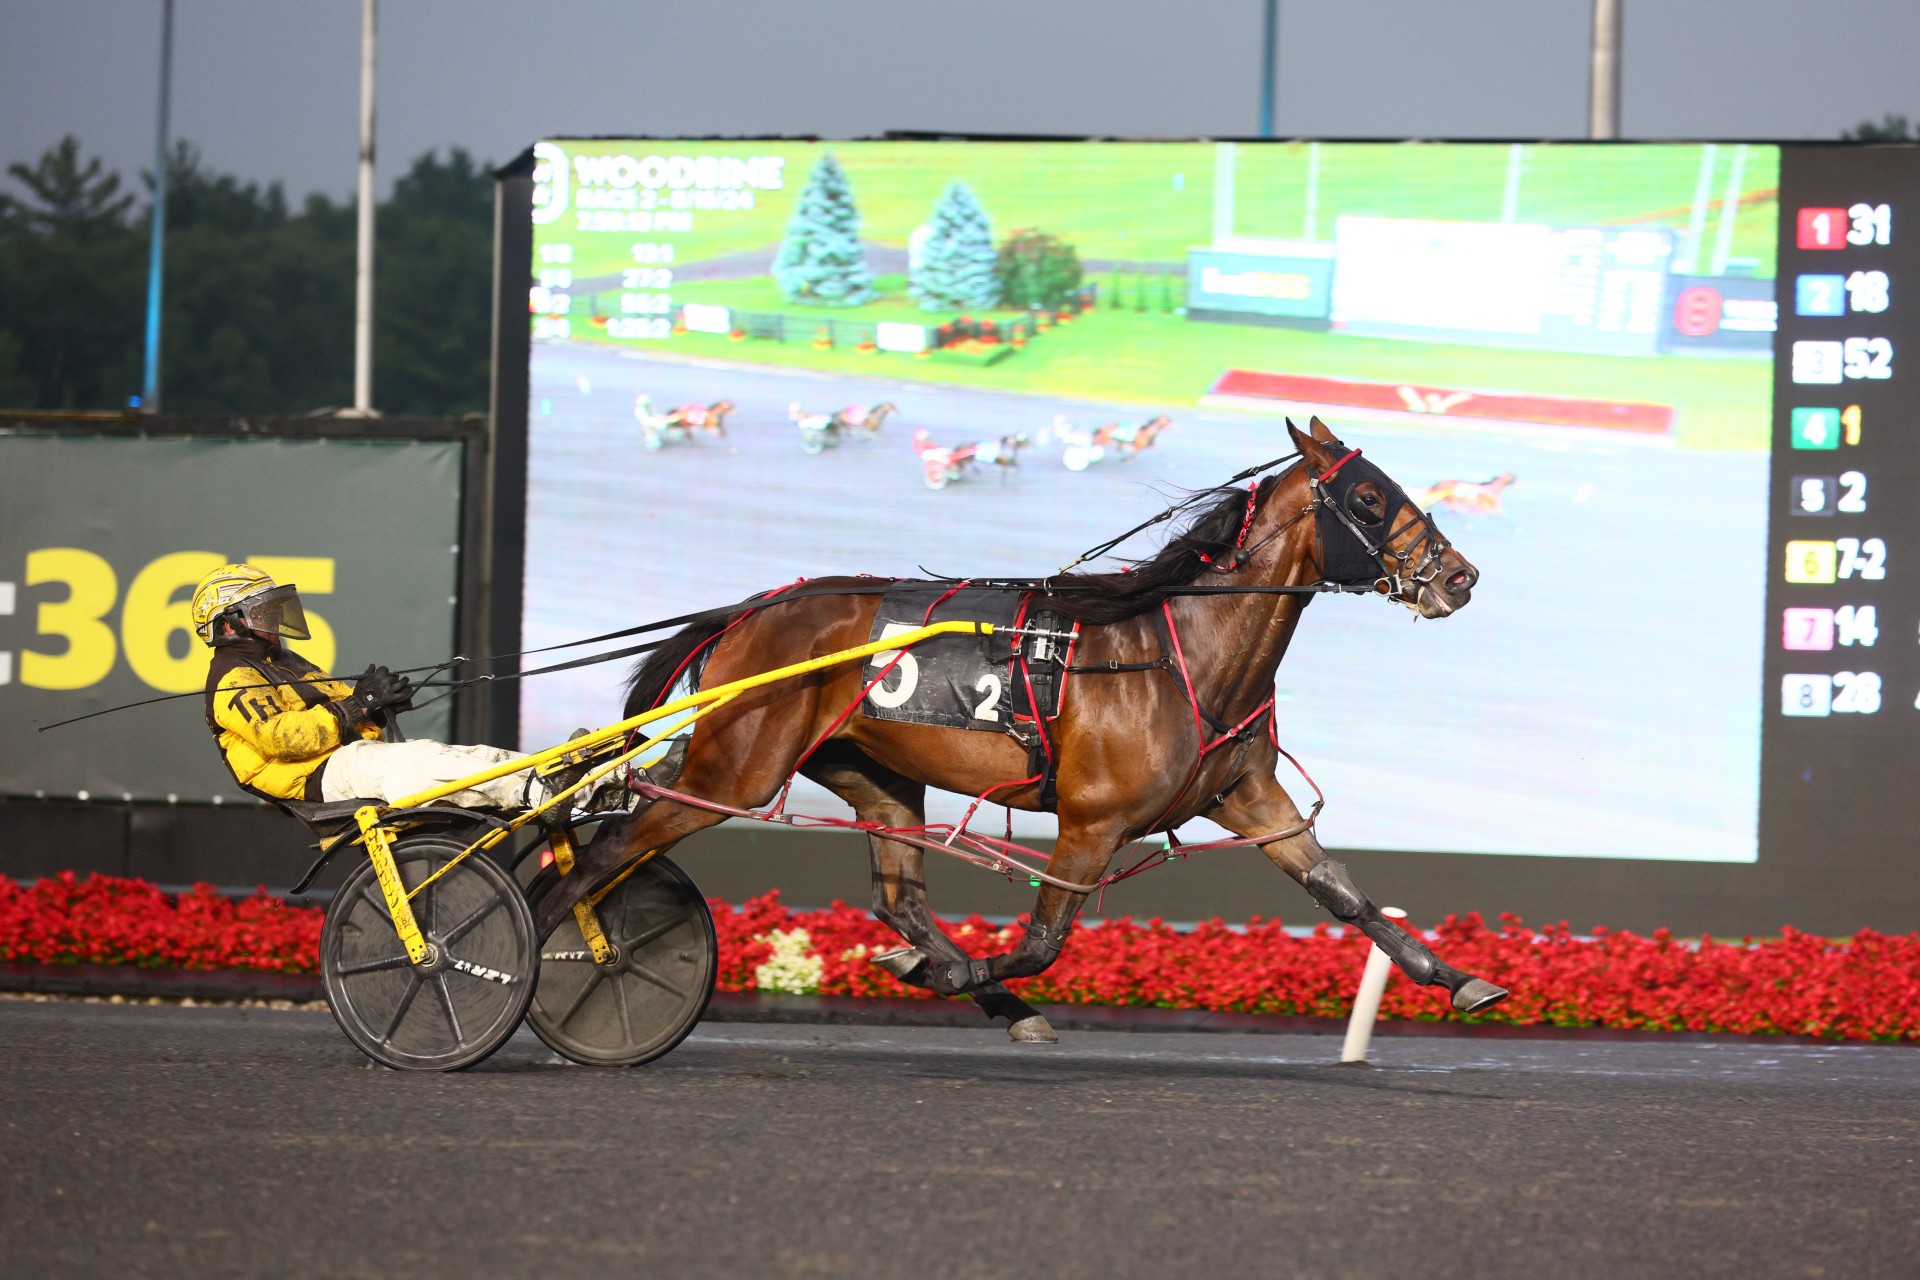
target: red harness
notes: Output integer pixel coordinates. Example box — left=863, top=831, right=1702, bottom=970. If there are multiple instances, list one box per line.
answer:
left=626, top=586, right=1323, bottom=899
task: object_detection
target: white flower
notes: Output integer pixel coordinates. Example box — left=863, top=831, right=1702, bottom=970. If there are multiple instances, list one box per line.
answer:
left=753, top=928, right=824, bottom=995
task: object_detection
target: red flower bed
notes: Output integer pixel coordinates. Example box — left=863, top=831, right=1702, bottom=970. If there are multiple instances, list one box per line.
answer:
left=714, top=894, right=1920, bottom=1042
left=4, top=875, right=1917, bottom=1041
left=0, top=872, right=321, bottom=973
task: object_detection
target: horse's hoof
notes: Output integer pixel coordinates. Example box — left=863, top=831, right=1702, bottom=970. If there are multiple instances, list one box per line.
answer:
left=870, top=947, right=929, bottom=981
left=1008, top=1015, right=1057, bottom=1044
left=1451, top=978, right=1509, bottom=1015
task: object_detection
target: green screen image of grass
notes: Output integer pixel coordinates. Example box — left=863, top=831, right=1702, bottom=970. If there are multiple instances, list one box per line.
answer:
left=544, top=140, right=1778, bottom=451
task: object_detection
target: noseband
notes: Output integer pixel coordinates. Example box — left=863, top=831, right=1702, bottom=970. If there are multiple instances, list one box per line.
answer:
left=1307, top=449, right=1453, bottom=604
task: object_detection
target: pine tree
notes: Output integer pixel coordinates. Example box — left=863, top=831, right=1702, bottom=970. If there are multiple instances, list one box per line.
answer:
left=772, top=152, right=874, bottom=307
left=911, top=181, right=999, bottom=312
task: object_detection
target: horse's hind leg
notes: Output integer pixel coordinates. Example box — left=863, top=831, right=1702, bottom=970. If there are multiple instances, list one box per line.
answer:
left=1209, top=765, right=1509, bottom=1015
left=803, top=747, right=1056, bottom=1042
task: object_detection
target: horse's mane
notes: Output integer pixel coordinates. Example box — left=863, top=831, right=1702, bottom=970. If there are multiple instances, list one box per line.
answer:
left=1037, top=473, right=1285, bottom=625
left=623, top=470, right=1291, bottom=714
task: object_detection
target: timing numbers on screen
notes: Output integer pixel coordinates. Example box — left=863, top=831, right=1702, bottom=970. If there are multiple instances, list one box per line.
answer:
left=606, top=317, right=671, bottom=339
left=1790, top=471, right=1866, bottom=516
left=1836, top=605, right=1877, bottom=645
left=1781, top=672, right=1881, bottom=717
left=532, top=317, right=571, bottom=340
left=1849, top=203, right=1892, bottom=246
left=2, top=549, right=336, bottom=693
left=631, top=242, right=675, bottom=264
left=1844, top=338, right=1894, bottom=380
left=1798, top=208, right=1848, bottom=250
left=1784, top=538, right=1886, bottom=583
left=1836, top=537, right=1886, bottom=579
left=1781, top=606, right=1876, bottom=651
left=619, top=292, right=673, bottom=315
left=1791, top=341, right=1892, bottom=383
left=1847, top=271, right=1890, bottom=313
left=538, top=243, right=574, bottom=264
left=1834, top=672, right=1882, bottom=713
left=622, top=268, right=673, bottom=289
left=1789, top=406, right=1862, bottom=450
left=1797, top=272, right=1892, bottom=316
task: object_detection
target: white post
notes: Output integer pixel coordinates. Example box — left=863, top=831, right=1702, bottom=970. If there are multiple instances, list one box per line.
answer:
left=1499, top=143, right=1524, bottom=223
left=351, top=0, right=378, bottom=416
left=1708, top=143, right=1748, bottom=278
left=1302, top=141, right=1321, bottom=242
left=1212, top=142, right=1235, bottom=244
left=1340, top=906, right=1406, bottom=1064
left=1675, top=143, right=1718, bottom=275
left=1588, top=0, right=1621, bottom=141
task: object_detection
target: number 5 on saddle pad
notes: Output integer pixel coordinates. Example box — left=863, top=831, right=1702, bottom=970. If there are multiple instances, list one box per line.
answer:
left=862, top=585, right=1076, bottom=732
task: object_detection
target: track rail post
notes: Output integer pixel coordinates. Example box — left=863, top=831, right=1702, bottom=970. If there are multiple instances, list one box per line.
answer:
left=1340, top=906, right=1407, bottom=1064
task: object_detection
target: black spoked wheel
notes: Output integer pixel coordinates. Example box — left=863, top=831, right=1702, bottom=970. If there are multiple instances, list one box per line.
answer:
left=322, top=832, right=538, bottom=1072
left=527, top=854, right=717, bottom=1066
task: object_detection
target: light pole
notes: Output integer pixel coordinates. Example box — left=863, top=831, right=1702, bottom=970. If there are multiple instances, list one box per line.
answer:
left=1588, top=0, right=1621, bottom=140
left=1257, top=0, right=1277, bottom=139
left=141, top=0, right=174, bottom=412
left=351, top=0, right=378, bottom=415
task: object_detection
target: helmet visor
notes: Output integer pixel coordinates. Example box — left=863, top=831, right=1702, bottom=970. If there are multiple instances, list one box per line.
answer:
left=237, top=585, right=311, bottom=641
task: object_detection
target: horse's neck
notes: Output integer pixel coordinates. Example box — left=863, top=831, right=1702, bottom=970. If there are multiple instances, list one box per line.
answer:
left=1165, top=497, right=1317, bottom=716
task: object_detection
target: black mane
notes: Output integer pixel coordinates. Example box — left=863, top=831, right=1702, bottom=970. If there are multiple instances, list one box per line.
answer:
left=1036, top=473, right=1285, bottom=624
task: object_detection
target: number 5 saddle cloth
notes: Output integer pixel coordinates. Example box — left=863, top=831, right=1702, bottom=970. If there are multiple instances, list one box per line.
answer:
left=860, top=583, right=1076, bottom=736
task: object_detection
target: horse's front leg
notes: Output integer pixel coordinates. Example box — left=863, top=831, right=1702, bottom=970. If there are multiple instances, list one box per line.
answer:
left=1209, top=768, right=1510, bottom=1015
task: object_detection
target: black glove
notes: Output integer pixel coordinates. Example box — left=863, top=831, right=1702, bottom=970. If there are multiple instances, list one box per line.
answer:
left=355, top=664, right=413, bottom=711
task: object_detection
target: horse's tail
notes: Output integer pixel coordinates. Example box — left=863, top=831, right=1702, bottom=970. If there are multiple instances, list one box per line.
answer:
left=622, top=615, right=736, bottom=719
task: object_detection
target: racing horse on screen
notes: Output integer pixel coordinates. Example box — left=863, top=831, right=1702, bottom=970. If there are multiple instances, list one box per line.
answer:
left=535, top=418, right=1506, bottom=1041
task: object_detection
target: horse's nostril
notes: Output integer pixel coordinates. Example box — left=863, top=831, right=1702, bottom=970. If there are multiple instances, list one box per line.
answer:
left=1447, top=569, right=1470, bottom=590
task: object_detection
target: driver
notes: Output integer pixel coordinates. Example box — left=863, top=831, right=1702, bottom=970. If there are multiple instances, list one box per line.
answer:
left=191, top=563, right=595, bottom=810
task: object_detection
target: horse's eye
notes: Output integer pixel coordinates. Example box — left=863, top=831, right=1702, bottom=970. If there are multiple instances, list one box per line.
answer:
left=1347, top=489, right=1385, bottom=525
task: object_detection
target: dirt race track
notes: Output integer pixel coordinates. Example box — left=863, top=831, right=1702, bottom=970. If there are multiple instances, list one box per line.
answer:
left=2, top=1000, right=1915, bottom=1279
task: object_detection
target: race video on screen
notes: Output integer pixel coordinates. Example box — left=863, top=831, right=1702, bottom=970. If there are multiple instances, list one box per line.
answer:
left=522, top=139, right=1779, bottom=861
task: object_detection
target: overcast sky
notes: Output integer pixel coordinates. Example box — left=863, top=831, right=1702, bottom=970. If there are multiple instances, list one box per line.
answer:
left=4, top=0, right=1917, bottom=202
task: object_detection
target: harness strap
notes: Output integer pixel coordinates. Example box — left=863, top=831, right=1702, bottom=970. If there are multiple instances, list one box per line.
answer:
left=1317, top=448, right=1363, bottom=483
left=1010, top=594, right=1058, bottom=810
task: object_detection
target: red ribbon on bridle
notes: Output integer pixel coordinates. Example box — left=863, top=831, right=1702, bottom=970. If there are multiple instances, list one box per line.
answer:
left=1197, top=481, right=1263, bottom=573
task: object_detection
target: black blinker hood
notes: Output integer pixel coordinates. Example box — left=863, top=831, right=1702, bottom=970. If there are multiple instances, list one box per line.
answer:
left=1314, top=449, right=1417, bottom=587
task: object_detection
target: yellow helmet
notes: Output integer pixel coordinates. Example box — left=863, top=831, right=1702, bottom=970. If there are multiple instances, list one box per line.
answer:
left=191, top=563, right=311, bottom=646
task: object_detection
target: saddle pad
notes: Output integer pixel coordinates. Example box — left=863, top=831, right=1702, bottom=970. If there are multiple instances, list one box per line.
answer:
left=861, top=585, right=1070, bottom=732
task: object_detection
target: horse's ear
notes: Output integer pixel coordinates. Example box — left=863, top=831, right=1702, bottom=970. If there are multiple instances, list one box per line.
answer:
left=1308, top=416, right=1343, bottom=446
left=1287, top=418, right=1337, bottom=471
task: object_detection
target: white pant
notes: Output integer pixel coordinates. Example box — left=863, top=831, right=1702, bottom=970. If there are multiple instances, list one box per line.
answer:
left=319, top=738, right=529, bottom=809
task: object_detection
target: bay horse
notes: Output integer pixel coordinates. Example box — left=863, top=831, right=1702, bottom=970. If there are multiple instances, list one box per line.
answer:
left=829, top=401, right=897, bottom=439
left=665, top=399, right=733, bottom=437
left=535, top=417, right=1507, bottom=1041
left=1414, top=471, right=1516, bottom=516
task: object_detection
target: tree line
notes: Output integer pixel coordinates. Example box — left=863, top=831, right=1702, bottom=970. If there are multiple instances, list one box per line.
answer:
left=0, top=137, right=492, bottom=416
left=773, top=152, right=1084, bottom=315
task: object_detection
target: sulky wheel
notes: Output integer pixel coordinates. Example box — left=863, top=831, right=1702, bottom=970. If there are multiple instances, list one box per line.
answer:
left=799, top=429, right=826, bottom=455
left=321, top=832, right=538, bottom=1072
left=527, top=854, right=717, bottom=1066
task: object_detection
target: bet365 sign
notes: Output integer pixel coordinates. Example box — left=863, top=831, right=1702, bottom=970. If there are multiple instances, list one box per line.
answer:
left=0, top=431, right=464, bottom=802
left=3, top=551, right=337, bottom=694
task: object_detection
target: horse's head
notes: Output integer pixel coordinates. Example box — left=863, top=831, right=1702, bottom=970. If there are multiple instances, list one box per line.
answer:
left=1285, top=417, right=1479, bottom=619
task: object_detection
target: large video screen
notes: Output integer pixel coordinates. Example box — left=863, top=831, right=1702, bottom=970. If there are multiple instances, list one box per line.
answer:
left=522, top=138, right=1809, bottom=862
